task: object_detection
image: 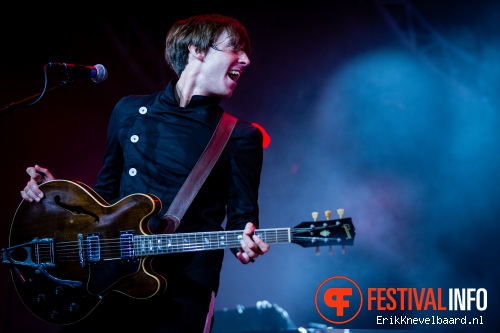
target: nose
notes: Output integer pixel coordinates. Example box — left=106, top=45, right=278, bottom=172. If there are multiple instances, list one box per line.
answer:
left=239, top=52, right=250, bottom=66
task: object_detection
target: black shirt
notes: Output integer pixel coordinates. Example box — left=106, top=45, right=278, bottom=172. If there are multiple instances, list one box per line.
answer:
left=92, top=79, right=263, bottom=293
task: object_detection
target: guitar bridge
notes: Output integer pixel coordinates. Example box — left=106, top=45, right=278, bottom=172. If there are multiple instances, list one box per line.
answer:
left=1, top=237, right=56, bottom=269
left=2, top=238, right=83, bottom=288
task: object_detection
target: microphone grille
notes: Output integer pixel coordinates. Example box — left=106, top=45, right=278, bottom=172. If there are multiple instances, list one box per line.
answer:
left=92, top=64, right=108, bottom=83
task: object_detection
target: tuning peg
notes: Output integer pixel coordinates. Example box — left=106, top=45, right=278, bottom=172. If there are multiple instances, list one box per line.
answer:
left=315, top=246, right=321, bottom=255
left=325, top=210, right=334, bottom=255
left=311, top=212, right=319, bottom=221
left=337, top=209, right=347, bottom=254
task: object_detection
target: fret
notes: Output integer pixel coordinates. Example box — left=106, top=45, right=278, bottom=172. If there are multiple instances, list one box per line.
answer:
left=148, top=236, right=155, bottom=254
left=154, top=234, right=167, bottom=254
left=201, top=232, right=211, bottom=251
left=154, top=235, right=163, bottom=253
left=206, top=231, right=219, bottom=250
left=135, top=236, right=145, bottom=256
left=221, top=232, right=228, bottom=248
left=196, top=233, right=205, bottom=251
left=254, top=230, right=266, bottom=243
left=218, top=231, right=227, bottom=248
left=255, top=228, right=291, bottom=244
left=182, top=233, right=193, bottom=252
left=171, top=234, right=181, bottom=253
left=165, top=235, right=173, bottom=253
left=133, top=226, right=316, bottom=255
left=155, top=235, right=163, bottom=253
left=183, top=233, right=199, bottom=252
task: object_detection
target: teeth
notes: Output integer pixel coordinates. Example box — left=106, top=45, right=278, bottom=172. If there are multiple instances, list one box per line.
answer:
left=228, top=70, right=240, bottom=80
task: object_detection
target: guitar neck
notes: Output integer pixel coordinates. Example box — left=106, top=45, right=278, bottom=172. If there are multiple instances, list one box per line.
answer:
left=134, top=228, right=291, bottom=256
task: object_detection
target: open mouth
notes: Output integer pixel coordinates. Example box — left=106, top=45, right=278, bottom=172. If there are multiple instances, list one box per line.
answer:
left=228, top=70, right=240, bottom=81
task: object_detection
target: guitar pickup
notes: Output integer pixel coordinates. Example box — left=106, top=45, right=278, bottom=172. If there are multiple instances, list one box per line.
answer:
left=86, top=233, right=101, bottom=263
left=120, top=231, right=135, bottom=260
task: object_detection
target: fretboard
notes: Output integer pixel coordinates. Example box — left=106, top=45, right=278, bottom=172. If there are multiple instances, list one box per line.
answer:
left=133, top=228, right=292, bottom=256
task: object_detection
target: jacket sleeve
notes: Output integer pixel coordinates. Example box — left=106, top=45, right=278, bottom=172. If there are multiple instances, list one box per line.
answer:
left=225, top=121, right=264, bottom=233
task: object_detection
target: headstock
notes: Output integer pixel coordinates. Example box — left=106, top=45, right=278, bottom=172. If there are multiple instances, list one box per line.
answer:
left=291, top=208, right=355, bottom=255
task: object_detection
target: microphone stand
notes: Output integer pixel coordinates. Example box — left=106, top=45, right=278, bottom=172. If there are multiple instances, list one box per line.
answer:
left=0, top=78, right=75, bottom=116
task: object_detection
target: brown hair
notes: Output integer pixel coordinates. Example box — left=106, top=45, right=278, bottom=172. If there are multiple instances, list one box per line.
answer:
left=165, top=13, right=251, bottom=76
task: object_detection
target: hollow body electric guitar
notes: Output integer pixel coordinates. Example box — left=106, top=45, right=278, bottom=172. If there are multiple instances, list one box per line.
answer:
left=2, top=180, right=355, bottom=325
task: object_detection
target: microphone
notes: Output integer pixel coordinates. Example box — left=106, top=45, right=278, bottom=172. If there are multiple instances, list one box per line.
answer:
left=46, top=62, right=108, bottom=83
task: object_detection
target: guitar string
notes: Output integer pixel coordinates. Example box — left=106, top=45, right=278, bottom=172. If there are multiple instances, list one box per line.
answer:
left=32, top=227, right=343, bottom=262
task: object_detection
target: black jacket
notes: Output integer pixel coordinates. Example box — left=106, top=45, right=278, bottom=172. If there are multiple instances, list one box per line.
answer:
left=92, top=79, right=263, bottom=293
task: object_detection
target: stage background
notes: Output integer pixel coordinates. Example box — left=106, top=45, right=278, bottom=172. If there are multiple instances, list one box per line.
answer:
left=1, top=1, right=499, bottom=332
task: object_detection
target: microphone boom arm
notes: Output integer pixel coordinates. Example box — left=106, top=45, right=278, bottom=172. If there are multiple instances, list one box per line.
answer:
left=0, top=78, right=74, bottom=115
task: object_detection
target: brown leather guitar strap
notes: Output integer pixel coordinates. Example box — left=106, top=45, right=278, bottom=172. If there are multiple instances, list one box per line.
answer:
left=158, top=112, right=238, bottom=234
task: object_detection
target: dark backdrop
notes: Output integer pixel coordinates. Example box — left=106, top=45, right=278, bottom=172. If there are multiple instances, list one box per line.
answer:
left=1, top=1, right=499, bottom=332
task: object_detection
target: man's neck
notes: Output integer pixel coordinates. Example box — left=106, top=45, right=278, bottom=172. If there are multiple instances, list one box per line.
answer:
left=174, top=76, right=194, bottom=107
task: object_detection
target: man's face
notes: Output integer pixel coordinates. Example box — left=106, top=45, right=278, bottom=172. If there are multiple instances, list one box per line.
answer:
left=197, top=30, right=250, bottom=98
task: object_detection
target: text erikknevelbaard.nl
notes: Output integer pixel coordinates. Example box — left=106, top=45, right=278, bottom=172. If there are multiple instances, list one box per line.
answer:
left=377, top=315, right=483, bottom=325
left=369, top=287, right=487, bottom=326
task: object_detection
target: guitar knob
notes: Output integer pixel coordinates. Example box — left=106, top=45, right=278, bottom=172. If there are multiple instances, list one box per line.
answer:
left=36, top=293, right=47, bottom=304
left=50, top=310, right=60, bottom=321
left=55, top=286, right=64, bottom=295
left=69, top=302, right=79, bottom=313
left=328, top=245, right=333, bottom=255
left=315, top=246, right=321, bottom=256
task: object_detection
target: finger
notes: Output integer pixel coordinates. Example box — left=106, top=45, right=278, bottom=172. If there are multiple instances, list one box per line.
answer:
left=236, top=250, right=254, bottom=264
left=25, top=180, right=44, bottom=201
left=241, top=222, right=258, bottom=246
left=22, top=187, right=39, bottom=202
left=252, top=234, right=271, bottom=254
left=26, top=166, right=38, bottom=178
left=24, top=189, right=39, bottom=202
left=242, top=222, right=256, bottom=236
left=241, top=234, right=266, bottom=256
left=20, top=190, right=33, bottom=202
left=237, top=244, right=255, bottom=260
left=35, top=165, right=55, bottom=181
left=239, top=241, right=256, bottom=258
left=26, top=168, right=44, bottom=184
left=240, top=242, right=263, bottom=265
left=240, top=224, right=270, bottom=258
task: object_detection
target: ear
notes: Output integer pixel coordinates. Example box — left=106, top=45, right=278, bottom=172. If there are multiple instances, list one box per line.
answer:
left=188, top=44, right=205, bottom=60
